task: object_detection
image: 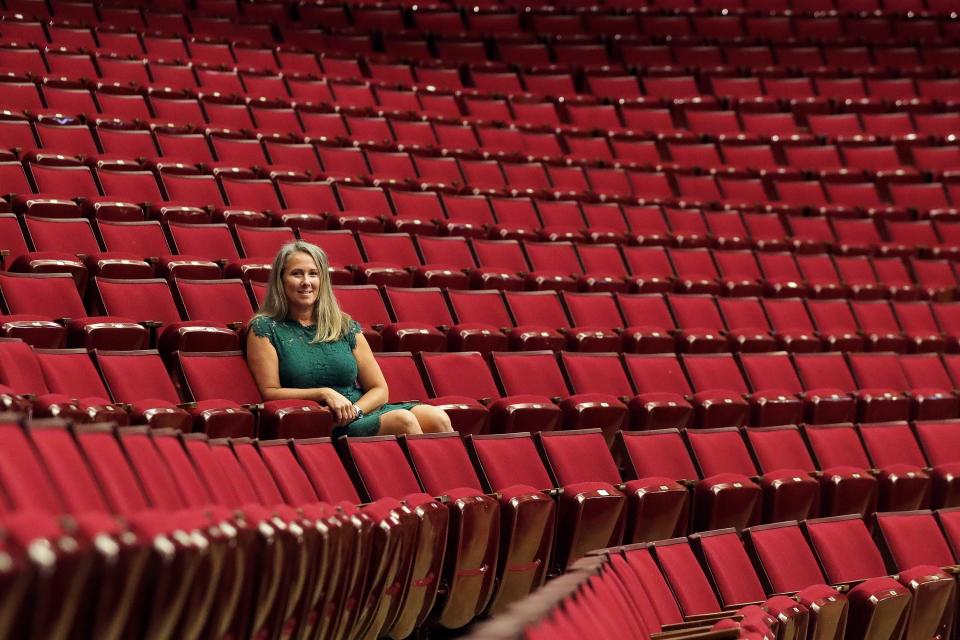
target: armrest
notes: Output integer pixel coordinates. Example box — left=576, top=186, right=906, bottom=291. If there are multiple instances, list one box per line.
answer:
left=177, top=402, right=198, bottom=410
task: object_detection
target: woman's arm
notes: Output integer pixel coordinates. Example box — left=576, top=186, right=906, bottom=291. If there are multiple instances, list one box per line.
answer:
left=246, top=330, right=356, bottom=423
left=352, top=332, right=389, bottom=414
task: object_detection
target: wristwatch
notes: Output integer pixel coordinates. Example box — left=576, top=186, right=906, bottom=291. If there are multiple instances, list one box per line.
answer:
left=352, top=404, right=364, bottom=421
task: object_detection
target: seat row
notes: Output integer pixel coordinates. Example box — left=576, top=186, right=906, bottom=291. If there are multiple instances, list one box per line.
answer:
left=0, top=416, right=585, bottom=638
left=374, top=349, right=960, bottom=431
left=2, top=151, right=960, bottom=232
left=16, top=412, right=954, bottom=639
left=12, top=215, right=960, bottom=292
left=475, top=509, right=960, bottom=640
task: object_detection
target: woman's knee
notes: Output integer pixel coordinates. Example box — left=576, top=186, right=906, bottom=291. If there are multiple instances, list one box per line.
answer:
left=380, top=409, right=422, bottom=435
left=414, top=405, right=453, bottom=433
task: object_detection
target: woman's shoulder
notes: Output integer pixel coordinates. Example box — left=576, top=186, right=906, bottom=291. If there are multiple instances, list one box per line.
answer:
left=346, top=319, right=362, bottom=348
left=249, top=315, right=282, bottom=338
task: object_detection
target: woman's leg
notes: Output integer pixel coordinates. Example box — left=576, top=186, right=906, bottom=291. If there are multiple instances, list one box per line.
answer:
left=410, top=405, right=454, bottom=433
left=379, top=409, right=423, bottom=435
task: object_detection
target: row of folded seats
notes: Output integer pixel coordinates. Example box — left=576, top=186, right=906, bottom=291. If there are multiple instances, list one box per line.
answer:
left=4, top=18, right=960, bottom=73
left=3, top=92, right=959, bottom=163
left=7, top=3, right=960, bottom=46
left=5, top=0, right=960, bottom=29
left=14, top=213, right=960, bottom=295
left=2, top=150, right=960, bottom=230
left=473, top=509, right=960, bottom=640
left=6, top=307, right=960, bottom=479
left=3, top=115, right=960, bottom=188
left=4, top=62, right=960, bottom=123
left=4, top=415, right=960, bottom=639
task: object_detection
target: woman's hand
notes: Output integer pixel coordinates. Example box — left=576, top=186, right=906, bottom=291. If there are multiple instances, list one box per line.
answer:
left=320, top=388, right=358, bottom=426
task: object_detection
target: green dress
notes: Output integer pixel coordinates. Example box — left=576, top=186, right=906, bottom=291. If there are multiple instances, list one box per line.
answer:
left=250, top=316, right=418, bottom=437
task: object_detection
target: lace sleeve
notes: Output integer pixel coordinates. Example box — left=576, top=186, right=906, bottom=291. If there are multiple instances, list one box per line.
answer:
left=346, top=320, right=362, bottom=349
left=249, top=315, right=275, bottom=339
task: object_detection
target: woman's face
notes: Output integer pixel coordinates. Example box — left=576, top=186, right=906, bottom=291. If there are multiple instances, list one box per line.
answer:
left=283, top=251, right=321, bottom=312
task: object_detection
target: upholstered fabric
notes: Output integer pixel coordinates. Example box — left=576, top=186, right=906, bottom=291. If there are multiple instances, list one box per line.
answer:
left=747, top=523, right=829, bottom=593
left=291, top=439, right=362, bottom=504
left=805, top=518, right=888, bottom=583
left=654, top=541, right=722, bottom=616
left=471, top=434, right=555, bottom=492
left=75, top=429, right=152, bottom=515
left=698, top=531, right=768, bottom=607
left=405, top=435, right=485, bottom=494
left=345, top=438, right=425, bottom=499
left=118, top=430, right=187, bottom=510
left=621, top=430, right=700, bottom=480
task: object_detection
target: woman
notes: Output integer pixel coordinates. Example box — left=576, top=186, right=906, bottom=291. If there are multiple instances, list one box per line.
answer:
left=247, top=241, right=453, bottom=437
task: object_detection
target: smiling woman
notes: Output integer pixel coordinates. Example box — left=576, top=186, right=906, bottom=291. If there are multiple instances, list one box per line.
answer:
left=246, top=240, right=453, bottom=437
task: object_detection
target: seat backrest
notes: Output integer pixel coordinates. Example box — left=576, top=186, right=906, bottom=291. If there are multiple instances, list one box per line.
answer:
left=74, top=426, right=151, bottom=516
left=616, top=294, right=675, bottom=329
left=622, top=353, right=692, bottom=395
left=0, top=339, right=50, bottom=395
left=342, top=436, right=429, bottom=500
left=177, top=351, right=263, bottom=405
left=739, top=352, right=804, bottom=394
left=806, top=299, right=857, bottom=332
left=875, top=511, right=955, bottom=571
left=469, top=433, right=554, bottom=492
left=538, top=430, right=620, bottom=485
left=762, top=298, right=814, bottom=332
left=374, top=353, right=429, bottom=403
left=525, top=241, right=583, bottom=274
left=621, top=546, right=684, bottom=626
left=150, top=430, right=215, bottom=508
left=744, top=426, right=816, bottom=474
left=744, top=522, right=827, bottom=593
left=383, top=287, right=453, bottom=326
left=849, top=351, right=910, bottom=389
left=857, top=421, right=927, bottom=469
left=850, top=301, right=899, bottom=332
left=667, top=294, right=723, bottom=330
left=359, top=232, right=420, bottom=266
left=892, top=301, right=938, bottom=332
left=0, top=421, right=65, bottom=514
left=685, top=428, right=757, bottom=477
left=681, top=354, right=749, bottom=394
left=234, top=226, right=295, bottom=259
left=802, top=423, right=872, bottom=470
left=333, top=285, right=392, bottom=326
left=257, top=440, right=322, bottom=507
left=117, top=428, right=187, bottom=511
left=804, top=516, right=887, bottom=583
left=652, top=539, right=722, bottom=616
left=95, top=350, right=182, bottom=404
left=560, top=352, right=633, bottom=396
left=175, top=279, right=255, bottom=325
left=291, top=438, right=362, bottom=504
left=619, top=429, right=699, bottom=481
left=693, top=530, right=769, bottom=607
left=35, top=349, right=111, bottom=399
left=913, top=420, right=960, bottom=467
left=401, top=342, right=493, bottom=404
left=403, top=433, right=484, bottom=494
left=491, top=351, right=570, bottom=397
left=96, top=277, right=183, bottom=326
left=181, top=436, right=243, bottom=508
left=668, top=249, right=717, bottom=280
left=168, top=223, right=241, bottom=261
left=0, top=272, right=86, bottom=318
left=445, top=289, right=513, bottom=327
left=792, top=353, right=856, bottom=392
left=24, top=216, right=101, bottom=255
left=504, top=290, right=571, bottom=329
left=27, top=423, right=113, bottom=514
left=97, top=220, right=172, bottom=256
left=208, top=440, right=270, bottom=506
left=562, top=292, right=624, bottom=328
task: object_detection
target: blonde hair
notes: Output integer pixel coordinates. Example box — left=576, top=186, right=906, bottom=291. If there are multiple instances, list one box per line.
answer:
left=256, top=241, right=353, bottom=343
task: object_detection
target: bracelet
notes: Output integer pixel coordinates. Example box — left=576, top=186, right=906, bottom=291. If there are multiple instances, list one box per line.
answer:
left=352, top=404, right=364, bottom=421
